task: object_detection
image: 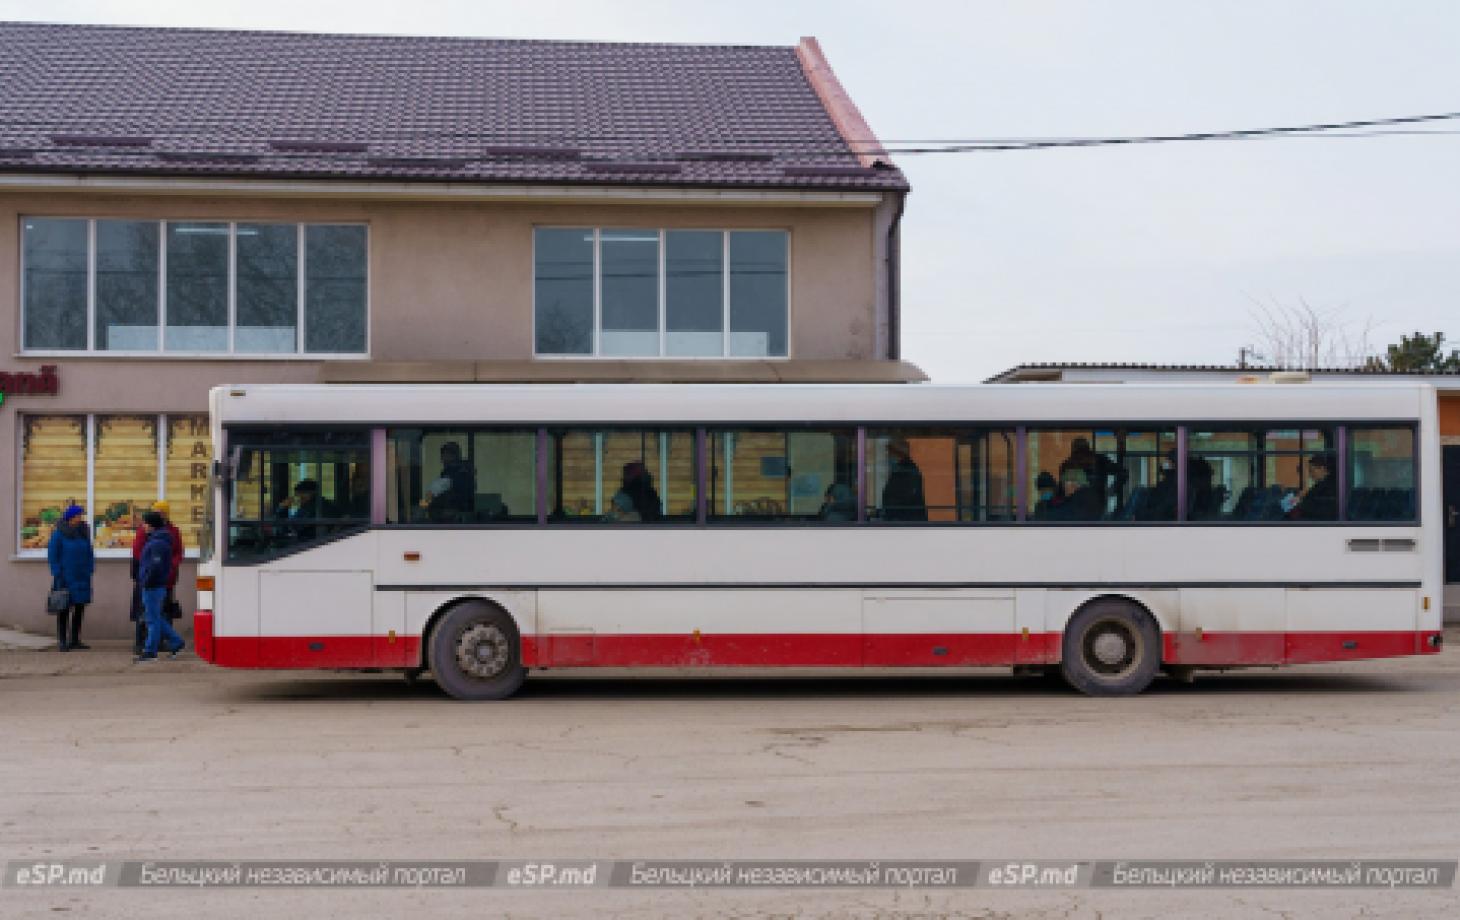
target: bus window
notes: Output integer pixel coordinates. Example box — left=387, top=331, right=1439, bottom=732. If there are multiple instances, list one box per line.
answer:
left=865, top=428, right=1016, bottom=523
left=548, top=429, right=695, bottom=523
left=709, top=429, right=855, bottom=523
left=386, top=428, right=537, bottom=524
left=1027, top=429, right=1176, bottom=522
left=1348, top=427, right=1416, bottom=521
left=1187, top=427, right=1336, bottom=522
left=225, top=430, right=369, bottom=561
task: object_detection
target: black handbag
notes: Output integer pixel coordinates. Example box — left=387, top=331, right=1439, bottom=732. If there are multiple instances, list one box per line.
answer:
left=46, top=579, right=70, bottom=615
left=165, top=598, right=183, bottom=621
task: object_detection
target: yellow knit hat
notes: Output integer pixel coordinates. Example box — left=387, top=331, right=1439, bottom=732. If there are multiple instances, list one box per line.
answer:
left=151, top=500, right=171, bottom=515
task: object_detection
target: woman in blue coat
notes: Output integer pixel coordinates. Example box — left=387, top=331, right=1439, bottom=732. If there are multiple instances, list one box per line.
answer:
left=47, top=504, right=94, bottom=651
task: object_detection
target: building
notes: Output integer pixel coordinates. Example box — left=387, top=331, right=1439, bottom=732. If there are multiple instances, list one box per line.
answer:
left=0, top=22, right=918, bottom=637
left=989, top=362, right=1460, bottom=622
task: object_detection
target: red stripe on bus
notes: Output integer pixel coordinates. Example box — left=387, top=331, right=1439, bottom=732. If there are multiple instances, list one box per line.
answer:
left=205, top=630, right=1439, bottom=671
left=210, top=635, right=420, bottom=669
left=1163, top=630, right=1440, bottom=665
left=192, top=611, right=214, bottom=663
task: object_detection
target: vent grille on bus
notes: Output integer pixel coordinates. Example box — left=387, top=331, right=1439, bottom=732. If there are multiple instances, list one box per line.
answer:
left=1347, top=538, right=1416, bottom=553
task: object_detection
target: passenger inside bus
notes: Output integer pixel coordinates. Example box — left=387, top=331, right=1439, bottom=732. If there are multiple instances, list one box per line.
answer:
left=608, top=461, right=663, bottom=522
left=1058, top=467, right=1103, bottom=521
left=1286, top=452, right=1337, bottom=520
left=819, top=482, right=856, bottom=522
left=1059, top=437, right=1126, bottom=515
left=1186, top=453, right=1217, bottom=518
left=1145, top=451, right=1178, bottom=519
left=880, top=437, right=928, bottom=521
left=275, top=480, right=330, bottom=541
left=1032, top=471, right=1060, bottom=520
left=420, top=441, right=475, bottom=520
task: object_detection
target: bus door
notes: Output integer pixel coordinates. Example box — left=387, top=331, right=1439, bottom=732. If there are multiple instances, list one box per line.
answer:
left=258, top=570, right=374, bottom=667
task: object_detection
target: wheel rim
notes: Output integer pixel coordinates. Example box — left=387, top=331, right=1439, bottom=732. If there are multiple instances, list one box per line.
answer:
left=1080, top=617, right=1142, bottom=680
left=454, top=621, right=511, bottom=680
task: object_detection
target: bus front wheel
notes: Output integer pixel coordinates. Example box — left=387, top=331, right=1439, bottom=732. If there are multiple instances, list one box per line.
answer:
left=1058, top=599, right=1160, bottom=696
left=428, top=602, right=527, bottom=701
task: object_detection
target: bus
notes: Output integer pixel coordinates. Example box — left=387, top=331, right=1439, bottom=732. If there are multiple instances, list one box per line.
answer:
left=191, top=381, right=1444, bottom=699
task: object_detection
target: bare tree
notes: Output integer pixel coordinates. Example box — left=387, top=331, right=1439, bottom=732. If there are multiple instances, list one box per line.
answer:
left=1239, top=297, right=1377, bottom=369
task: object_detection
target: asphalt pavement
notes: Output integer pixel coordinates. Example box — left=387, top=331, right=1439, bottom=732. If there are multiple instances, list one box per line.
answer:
left=2, top=634, right=1458, bottom=918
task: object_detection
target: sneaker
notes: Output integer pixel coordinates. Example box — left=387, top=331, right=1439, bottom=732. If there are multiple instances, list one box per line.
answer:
left=57, top=643, right=70, bottom=653
left=133, top=655, right=157, bottom=664
left=69, top=641, right=90, bottom=651
left=167, top=643, right=186, bottom=659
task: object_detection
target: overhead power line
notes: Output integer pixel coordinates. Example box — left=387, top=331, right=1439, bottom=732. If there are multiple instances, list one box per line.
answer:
left=859, top=110, right=1460, bottom=154
left=0, top=110, right=1457, bottom=161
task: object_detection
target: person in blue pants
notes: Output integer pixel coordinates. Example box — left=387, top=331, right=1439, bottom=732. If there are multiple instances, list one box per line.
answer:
left=136, top=511, right=185, bottom=663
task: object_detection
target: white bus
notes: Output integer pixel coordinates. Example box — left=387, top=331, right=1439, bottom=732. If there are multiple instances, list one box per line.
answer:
left=192, top=381, right=1443, bottom=698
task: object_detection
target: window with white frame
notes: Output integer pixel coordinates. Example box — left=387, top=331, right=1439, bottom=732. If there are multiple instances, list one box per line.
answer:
left=20, top=218, right=368, bottom=355
left=19, top=414, right=212, bottom=556
left=533, top=228, right=789, bottom=357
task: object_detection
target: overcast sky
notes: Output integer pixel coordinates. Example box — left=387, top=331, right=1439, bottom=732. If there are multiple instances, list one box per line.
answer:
left=7, top=1, right=1459, bottom=382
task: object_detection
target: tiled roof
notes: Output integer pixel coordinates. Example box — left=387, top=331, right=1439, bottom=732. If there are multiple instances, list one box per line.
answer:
left=0, top=22, right=907, bottom=191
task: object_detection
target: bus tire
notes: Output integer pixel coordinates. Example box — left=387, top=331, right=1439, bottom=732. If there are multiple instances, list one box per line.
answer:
left=1058, top=598, right=1160, bottom=696
left=427, top=601, right=527, bottom=701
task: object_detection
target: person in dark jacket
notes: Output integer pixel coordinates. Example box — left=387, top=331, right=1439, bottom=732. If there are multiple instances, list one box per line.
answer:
left=130, top=500, right=184, bottom=654
left=47, top=504, right=94, bottom=652
left=880, top=437, right=928, bottom=521
left=1289, top=452, right=1338, bottom=521
left=136, top=511, right=185, bottom=663
left=1032, top=471, right=1061, bottom=520
left=610, top=461, right=663, bottom=522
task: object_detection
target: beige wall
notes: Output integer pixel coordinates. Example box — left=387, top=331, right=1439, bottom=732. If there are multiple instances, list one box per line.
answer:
left=0, top=190, right=884, bottom=637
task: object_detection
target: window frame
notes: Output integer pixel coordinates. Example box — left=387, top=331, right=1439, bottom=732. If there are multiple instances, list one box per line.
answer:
left=16, top=412, right=213, bottom=559
left=18, top=216, right=371, bottom=359
left=531, top=226, right=792, bottom=359
left=1184, top=422, right=1346, bottom=526
left=1021, top=425, right=1181, bottom=525
left=221, top=426, right=374, bottom=564
left=384, top=425, right=542, bottom=528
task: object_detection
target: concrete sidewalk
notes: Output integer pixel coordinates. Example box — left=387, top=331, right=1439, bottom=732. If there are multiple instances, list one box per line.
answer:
left=0, top=627, right=203, bottom=677
left=0, top=625, right=56, bottom=650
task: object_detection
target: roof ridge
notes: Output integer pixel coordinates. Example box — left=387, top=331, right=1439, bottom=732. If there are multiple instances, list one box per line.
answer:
left=0, top=19, right=796, bottom=52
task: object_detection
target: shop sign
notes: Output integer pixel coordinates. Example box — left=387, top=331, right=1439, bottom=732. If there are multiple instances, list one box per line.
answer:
left=0, top=365, right=59, bottom=406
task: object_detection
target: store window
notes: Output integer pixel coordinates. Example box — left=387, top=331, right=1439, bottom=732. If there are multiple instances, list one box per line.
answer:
left=95, top=220, right=160, bottom=351
left=534, top=228, right=789, bottom=357
left=20, top=218, right=368, bottom=356
left=18, top=414, right=212, bottom=555
left=21, top=219, right=88, bottom=350
left=19, top=416, right=87, bottom=553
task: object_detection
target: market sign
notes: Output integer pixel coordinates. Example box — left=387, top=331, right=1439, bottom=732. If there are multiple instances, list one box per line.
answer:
left=0, top=365, right=58, bottom=406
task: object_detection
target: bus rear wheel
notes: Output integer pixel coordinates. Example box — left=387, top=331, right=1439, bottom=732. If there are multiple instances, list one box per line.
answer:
left=428, top=602, right=527, bottom=701
left=1059, top=599, right=1160, bottom=696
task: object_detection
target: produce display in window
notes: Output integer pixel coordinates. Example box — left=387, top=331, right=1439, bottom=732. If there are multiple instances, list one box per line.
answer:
left=20, top=416, right=87, bottom=550
left=92, top=415, right=159, bottom=549
left=18, top=413, right=214, bottom=555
